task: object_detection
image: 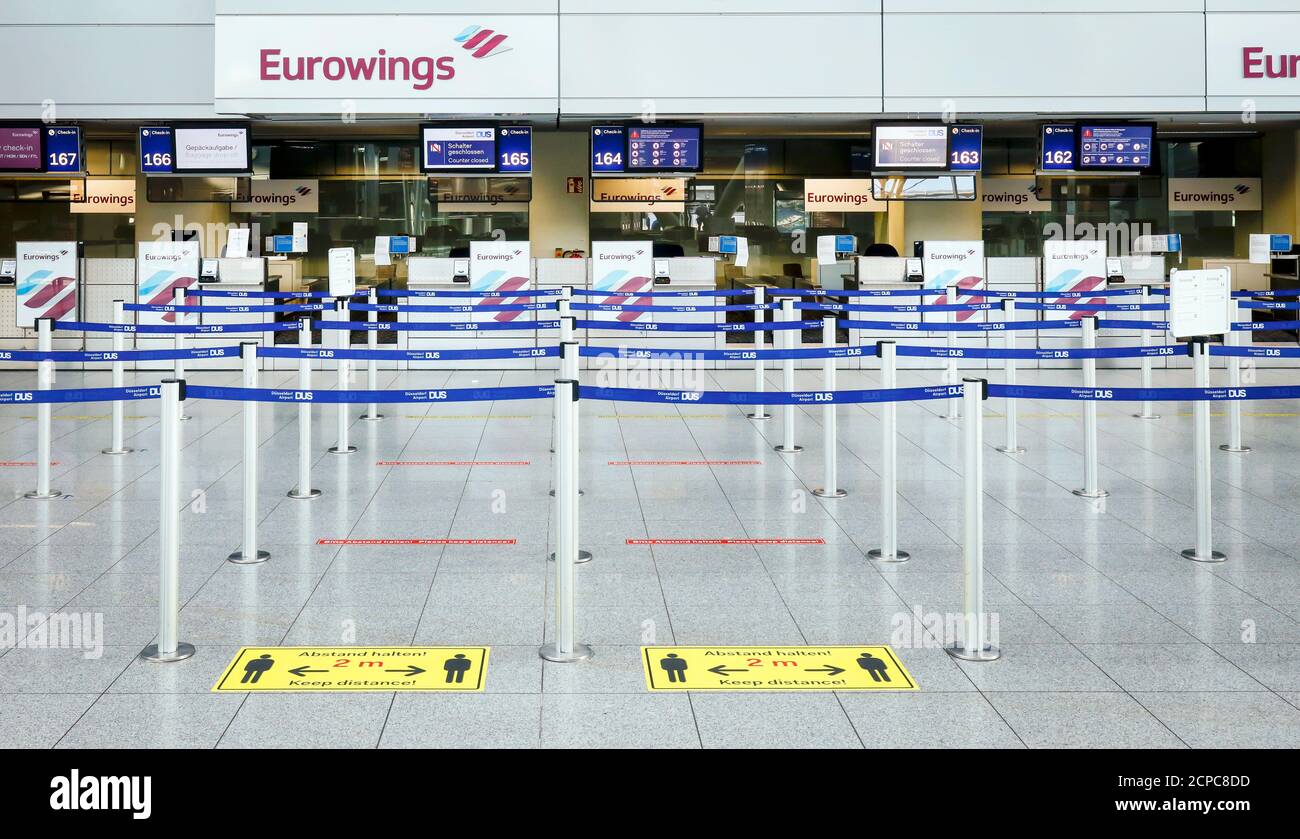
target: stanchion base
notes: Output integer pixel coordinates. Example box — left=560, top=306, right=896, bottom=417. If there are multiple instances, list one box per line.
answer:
left=287, top=488, right=322, bottom=499
left=548, top=488, right=585, bottom=497
left=1133, top=413, right=1161, bottom=420
left=1181, top=548, right=1227, bottom=564
left=227, top=549, right=271, bottom=565
left=539, top=642, right=593, bottom=663
left=1071, top=488, right=1110, bottom=499
left=101, top=447, right=134, bottom=456
left=179, top=415, right=192, bottom=422
left=1219, top=444, right=1252, bottom=453
left=140, top=642, right=195, bottom=664
left=774, top=444, right=804, bottom=454
left=812, top=488, right=847, bottom=498
left=360, top=414, right=385, bottom=422
left=23, top=489, right=62, bottom=500
left=867, top=548, right=910, bottom=563
left=549, top=549, right=593, bottom=564
left=996, top=446, right=1026, bottom=454
left=946, top=643, right=1000, bottom=662
left=747, top=412, right=771, bottom=421
left=328, top=445, right=358, bottom=455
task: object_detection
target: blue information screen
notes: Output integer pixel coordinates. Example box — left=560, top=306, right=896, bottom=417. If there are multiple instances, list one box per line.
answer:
left=497, top=126, right=532, bottom=173
left=835, top=235, right=856, bottom=253
left=717, top=236, right=738, bottom=255
left=948, top=125, right=982, bottom=172
left=389, top=236, right=411, bottom=255
left=1271, top=234, right=1293, bottom=252
left=626, top=125, right=702, bottom=172
left=44, top=127, right=82, bottom=173
left=591, top=125, right=626, bottom=173
left=139, top=126, right=176, bottom=174
left=421, top=125, right=495, bottom=171
left=1040, top=124, right=1076, bottom=171
left=272, top=235, right=294, bottom=254
left=1077, top=124, right=1153, bottom=169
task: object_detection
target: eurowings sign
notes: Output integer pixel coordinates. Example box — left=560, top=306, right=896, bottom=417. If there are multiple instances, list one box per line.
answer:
left=1167, top=178, right=1261, bottom=212
left=231, top=180, right=319, bottom=213
left=469, top=241, right=531, bottom=322
left=1043, top=240, right=1107, bottom=319
left=136, top=241, right=200, bottom=326
left=214, top=14, right=558, bottom=113
left=16, top=242, right=78, bottom=328
left=921, top=241, right=985, bottom=323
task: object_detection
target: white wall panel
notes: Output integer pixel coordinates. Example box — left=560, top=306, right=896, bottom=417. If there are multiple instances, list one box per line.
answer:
left=0, top=25, right=216, bottom=118
left=885, top=1, right=1202, bottom=10
left=883, top=12, right=1205, bottom=113
left=562, top=1, right=879, bottom=11
left=560, top=13, right=882, bottom=114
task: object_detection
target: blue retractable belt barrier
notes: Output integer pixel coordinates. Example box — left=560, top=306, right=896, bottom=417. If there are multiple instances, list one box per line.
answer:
left=841, top=318, right=1081, bottom=332
left=894, top=343, right=1185, bottom=361
left=123, top=302, right=329, bottom=314
left=312, top=319, right=559, bottom=332
left=574, top=318, right=820, bottom=332
left=0, top=385, right=161, bottom=405
left=574, top=288, right=750, bottom=298
left=1236, top=300, right=1300, bottom=310
left=257, top=345, right=559, bottom=361
left=963, top=287, right=1145, bottom=299
left=192, top=289, right=335, bottom=299
left=373, top=288, right=562, bottom=299
left=578, top=384, right=961, bottom=405
left=1097, top=319, right=1169, bottom=330
left=579, top=345, right=871, bottom=361
left=1018, top=302, right=1169, bottom=312
left=988, top=383, right=1300, bottom=402
left=54, top=320, right=301, bottom=334
left=350, top=301, right=556, bottom=313
left=572, top=302, right=776, bottom=313
left=797, top=301, right=998, bottom=313
left=1234, top=320, right=1300, bottom=330
left=186, top=384, right=555, bottom=404
left=0, top=346, right=244, bottom=363
left=1210, top=344, right=1300, bottom=358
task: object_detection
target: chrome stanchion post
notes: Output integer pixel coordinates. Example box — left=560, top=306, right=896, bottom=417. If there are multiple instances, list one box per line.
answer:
left=775, top=297, right=802, bottom=453
left=1133, top=285, right=1160, bottom=420
left=943, top=283, right=960, bottom=420
left=996, top=298, right=1024, bottom=454
left=1183, top=338, right=1226, bottom=563
left=329, top=299, right=356, bottom=454
left=1221, top=300, right=1250, bottom=453
left=747, top=285, right=770, bottom=420
left=1073, top=315, right=1108, bottom=499
left=540, top=378, right=592, bottom=663
left=171, top=287, right=190, bottom=421
left=869, top=340, right=909, bottom=563
left=550, top=341, right=591, bottom=563
left=102, top=299, right=133, bottom=455
left=25, top=317, right=61, bottom=499
left=140, top=379, right=195, bottom=663
left=229, top=343, right=269, bottom=565
left=287, top=319, right=320, bottom=499
left=361, top=287, right=383, bottom=421
left=813, top=316, right=845, bottom=498
left=947, top=377, right=999, bottom=662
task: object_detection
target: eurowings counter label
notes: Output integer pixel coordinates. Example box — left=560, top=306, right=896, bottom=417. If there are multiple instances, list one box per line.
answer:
left=469, top=241, right=531, bottom=321
left=15, top=242, right=78, bottom=328
left=921, top=241, right=985, bottom=323
left=592, top=242, right=654, bottom=322
left=1043, top=240, right=1107, bottom=319
left=452, top=25, right=512, bottom=59
left=137, top=241, right=200, bottom=325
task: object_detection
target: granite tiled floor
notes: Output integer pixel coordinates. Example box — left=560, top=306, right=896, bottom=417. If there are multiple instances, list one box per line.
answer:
left=1, top=359, right=1298, bottom=749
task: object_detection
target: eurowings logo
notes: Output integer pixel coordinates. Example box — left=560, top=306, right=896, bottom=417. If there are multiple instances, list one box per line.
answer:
left=453, top=25, right=511, bottom=59
left=1236, top=184, right=1251, bottom=195
left=296, top=185, right=312, bottom=196
left=661, top=186, right=678, bottom=197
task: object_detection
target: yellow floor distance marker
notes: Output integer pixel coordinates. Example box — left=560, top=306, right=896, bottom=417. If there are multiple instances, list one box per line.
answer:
left=213, top=647, right=489, bottom=692
left=641, top=645, right=917, bottom=692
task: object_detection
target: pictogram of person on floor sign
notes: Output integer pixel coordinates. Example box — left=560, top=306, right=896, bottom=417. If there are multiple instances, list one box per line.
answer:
left=241, top=654, right=274, bottom=684
left=659, top=652, right=688, bottom=683
left=856, top=651, right=890, bottom=682
left=444, top=653, right=472, bottom=683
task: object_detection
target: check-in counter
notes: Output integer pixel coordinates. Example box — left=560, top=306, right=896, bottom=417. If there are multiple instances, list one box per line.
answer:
left=586, top=256, right=719, bottom=363
left=78, top=258, right=136, bottom=370
left=194, top=257, right=274, bottom=371
left=406, top=255, right=537, bottom=371
left=986, top=257, right=1038, bottom=370
left=846, top=257, right=930, bottom=371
